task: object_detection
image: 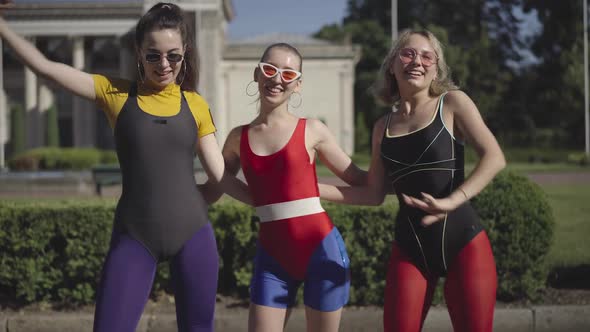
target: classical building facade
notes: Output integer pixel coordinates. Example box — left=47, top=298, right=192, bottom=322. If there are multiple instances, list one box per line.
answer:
left=0, top=0, right=359, bottom=167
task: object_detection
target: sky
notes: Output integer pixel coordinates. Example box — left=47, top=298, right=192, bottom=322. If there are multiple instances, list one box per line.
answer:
left=227, top=0, right=348, bottom=41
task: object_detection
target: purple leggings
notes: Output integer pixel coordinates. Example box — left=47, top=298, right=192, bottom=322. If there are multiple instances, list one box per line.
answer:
left=93, top=223, right=219, bottom=332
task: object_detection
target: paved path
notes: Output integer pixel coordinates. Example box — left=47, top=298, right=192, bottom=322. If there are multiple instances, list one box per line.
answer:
left=1, top=304, right=589, bottom=331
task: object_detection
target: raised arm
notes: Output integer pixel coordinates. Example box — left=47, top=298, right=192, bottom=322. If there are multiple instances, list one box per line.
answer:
left=402, top=90, right=506, bottom=225
left=197, top=128, right=252, bottom=205
left=318, top=116, right=388, bottom=206
left=0, top=12, right=95, bottom=100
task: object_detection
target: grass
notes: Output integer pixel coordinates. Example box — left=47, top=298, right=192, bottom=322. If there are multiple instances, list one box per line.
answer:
left=542, top=184, right=590, bottom=269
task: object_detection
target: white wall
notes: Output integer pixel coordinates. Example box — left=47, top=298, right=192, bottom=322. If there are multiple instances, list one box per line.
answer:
left=220, top=58, right=355, bottom=154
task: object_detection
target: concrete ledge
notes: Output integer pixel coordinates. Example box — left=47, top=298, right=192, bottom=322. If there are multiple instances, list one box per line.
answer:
left=1, top=306, right=589, bottom=332
left=4, top=313, right=149, bottom=332
left=494, top=308, right=533, bottom=332
left=534, top=305, right=590, bottom=332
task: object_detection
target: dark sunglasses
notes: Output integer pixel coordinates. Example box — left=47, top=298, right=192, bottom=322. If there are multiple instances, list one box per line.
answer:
left=144, top=52, right=184, bottom=63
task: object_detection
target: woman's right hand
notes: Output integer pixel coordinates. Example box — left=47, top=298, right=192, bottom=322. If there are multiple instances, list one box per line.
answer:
left=0, top=1, right=96, bottom=101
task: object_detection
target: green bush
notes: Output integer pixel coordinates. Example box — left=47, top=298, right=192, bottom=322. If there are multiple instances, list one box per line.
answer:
left=567, top=152, right=589, bottom=166
left=0, top=200, right=113, bottom=305
left=473, top=171, right=555, bottom=301
left=0, top=173, right=554, bottom=306
left=8, top=148, right=117, bottom=171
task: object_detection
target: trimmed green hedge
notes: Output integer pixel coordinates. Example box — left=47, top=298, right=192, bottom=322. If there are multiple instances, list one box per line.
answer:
left=0, top=172, right=553, bottom=306
left=8, top=148, right=118, bottom=171
left=473, top=171, right=555, bottom=301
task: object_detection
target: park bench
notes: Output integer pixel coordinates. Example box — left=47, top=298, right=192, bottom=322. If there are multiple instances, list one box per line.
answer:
left=91, top=159, right=204, bottom=196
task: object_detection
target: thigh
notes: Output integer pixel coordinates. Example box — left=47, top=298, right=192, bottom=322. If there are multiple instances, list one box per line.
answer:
left=248, top=303, right=290, bottom=332
left=170, top=223, right=219, bottom=332
left=305, top=306, right=342, bottom=332
left=444, top=231, right=497, bottom=332
left=384, top=243, right=437, bottom=332
left=303, top=227, right=350, bottom=312
left=250, top=244, right=300, bottom=309
left=94, top=231, right=157, bottom=332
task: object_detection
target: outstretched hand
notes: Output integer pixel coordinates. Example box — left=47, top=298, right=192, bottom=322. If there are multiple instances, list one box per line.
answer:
left=401, top=192, right=459, bottom=226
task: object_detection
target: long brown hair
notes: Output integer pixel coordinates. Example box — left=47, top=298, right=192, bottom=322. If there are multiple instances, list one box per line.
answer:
left=135, top=2, right=199, bottom=91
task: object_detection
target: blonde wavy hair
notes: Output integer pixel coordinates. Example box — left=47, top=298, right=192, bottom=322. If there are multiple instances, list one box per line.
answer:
left=375, top=29, right=458, bottom=106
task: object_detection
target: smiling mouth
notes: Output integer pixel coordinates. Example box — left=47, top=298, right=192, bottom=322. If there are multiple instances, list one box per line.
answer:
left=405, top=70, right=424, bottom=77
left=264, top=85, right=283, bottom=95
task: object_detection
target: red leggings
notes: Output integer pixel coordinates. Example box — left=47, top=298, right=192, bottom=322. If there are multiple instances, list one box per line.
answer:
left=383, top=231, right=497, bottom=332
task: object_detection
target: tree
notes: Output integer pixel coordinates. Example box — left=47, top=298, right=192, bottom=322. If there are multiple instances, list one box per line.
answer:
left=519, top=0, right=584, bottom=147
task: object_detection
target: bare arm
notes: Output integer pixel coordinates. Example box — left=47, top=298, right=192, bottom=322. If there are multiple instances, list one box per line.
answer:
left=0, top=14, right=95, bottom=100
left=197, top=129, right=252, bottom=205
left=403, top=90, right=506, bottom=225
left=318, top=116, right=388, bottom=206
left=308, top=118, right=367, bottom=186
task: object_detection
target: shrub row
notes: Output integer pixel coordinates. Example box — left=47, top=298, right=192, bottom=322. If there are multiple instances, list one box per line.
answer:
left=8, top=148, right=118, bottom=171
left=464, top=146, right=589, bottom=166
left=0, top=172, right=554, bottom=306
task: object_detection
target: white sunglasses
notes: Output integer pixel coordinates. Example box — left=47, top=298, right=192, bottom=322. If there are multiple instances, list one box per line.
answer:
left=258, top=62, right=302, bottom=83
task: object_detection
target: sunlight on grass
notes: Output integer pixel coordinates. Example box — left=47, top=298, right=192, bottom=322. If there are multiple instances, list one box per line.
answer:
left=543, top=184, right=590, bottom=269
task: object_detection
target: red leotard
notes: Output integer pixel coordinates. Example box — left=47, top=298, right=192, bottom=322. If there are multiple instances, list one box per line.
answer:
left=240, top=118, right=333, bottom=280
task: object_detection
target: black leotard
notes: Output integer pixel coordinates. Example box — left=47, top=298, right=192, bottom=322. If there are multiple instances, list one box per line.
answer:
left=381, top=93, right=483, bottom=276
left=113, top=83, right=209, bottom=260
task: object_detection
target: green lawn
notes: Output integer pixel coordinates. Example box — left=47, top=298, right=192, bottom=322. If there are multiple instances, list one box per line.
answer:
left=542, top=184, right=590, bottom=269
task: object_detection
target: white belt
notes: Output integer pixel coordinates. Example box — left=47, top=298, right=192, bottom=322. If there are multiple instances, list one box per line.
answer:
left=255, top=197, right=325, bottom=222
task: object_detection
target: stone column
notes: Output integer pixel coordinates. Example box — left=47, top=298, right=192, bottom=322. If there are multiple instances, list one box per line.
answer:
left=36, top=81, right=54, bottom=147
left=195, top=9, right=225, bottom=139
left=71, top=36, right=95, bottom=147
left=0, top=39, right=5, bottom=168
left=119, top=34, right=135, bottom=80
left=340, top=66, right=354, bottom=155
left=24, top=37, right=39, bottom=149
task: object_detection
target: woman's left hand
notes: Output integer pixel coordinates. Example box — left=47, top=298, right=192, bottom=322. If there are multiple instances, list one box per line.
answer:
left=402, top=192, right=459, bottom=226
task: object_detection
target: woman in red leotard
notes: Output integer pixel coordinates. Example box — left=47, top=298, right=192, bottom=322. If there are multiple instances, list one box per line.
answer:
left=206, top=43, right=366, bottom=332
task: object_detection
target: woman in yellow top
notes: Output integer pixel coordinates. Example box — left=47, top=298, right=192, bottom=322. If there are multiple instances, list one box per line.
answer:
left=0, top=2, right=249, bottom=331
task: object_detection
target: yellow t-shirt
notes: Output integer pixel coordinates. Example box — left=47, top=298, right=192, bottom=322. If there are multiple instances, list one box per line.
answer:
left=92, top=74, right=216, bottom=138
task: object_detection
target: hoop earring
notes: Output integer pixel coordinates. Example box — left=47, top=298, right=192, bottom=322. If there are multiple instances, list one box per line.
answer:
left=177, top=61, right=187, bottom=87
left=289, top=91, right=302, bottom=109
left=137, top=62, right=145, bottom=84
left=246, top=80, right=258, bottom=97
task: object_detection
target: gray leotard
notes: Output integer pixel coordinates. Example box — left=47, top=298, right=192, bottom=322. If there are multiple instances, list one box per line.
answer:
left=113, top=84, right=209, bottom=260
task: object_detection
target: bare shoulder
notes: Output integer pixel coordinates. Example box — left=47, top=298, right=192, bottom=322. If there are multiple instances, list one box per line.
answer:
left=443, top=90, right=477, bottom=112
left=306, top=117, right=329, bottom=132
left=305, top=117, right=333, bottom=141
